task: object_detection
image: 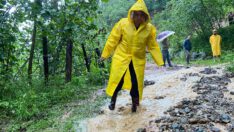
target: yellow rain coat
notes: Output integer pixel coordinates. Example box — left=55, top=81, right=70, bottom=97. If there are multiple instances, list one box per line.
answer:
left=209, top=35, right=222, bottom=56
left=101, top=0, right=164, bottom=100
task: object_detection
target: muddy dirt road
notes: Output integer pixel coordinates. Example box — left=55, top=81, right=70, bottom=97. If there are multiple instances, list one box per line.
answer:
left=79, top=64, right=234, bottom=132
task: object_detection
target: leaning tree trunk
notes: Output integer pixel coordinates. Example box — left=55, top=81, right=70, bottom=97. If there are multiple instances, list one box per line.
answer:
left=28, top=21, right=37, bottom=83
left=65, top=39, right=73, bottom=83
left=42, top=31, right=49, bottom=83
left=81, top=43, right=90, bottom=72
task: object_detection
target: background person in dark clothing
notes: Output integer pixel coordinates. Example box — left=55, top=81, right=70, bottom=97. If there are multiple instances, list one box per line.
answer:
left=228, top=12, right=234, bottom=25
left=161, top=38, right=173, bottom=67
left=183, top=35, right=192, bottom=65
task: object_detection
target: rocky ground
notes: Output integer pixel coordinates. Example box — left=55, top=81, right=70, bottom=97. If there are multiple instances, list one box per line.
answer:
left=79, top=64, right=234, bottom=132
left=143, top=68, right=234, bottom=132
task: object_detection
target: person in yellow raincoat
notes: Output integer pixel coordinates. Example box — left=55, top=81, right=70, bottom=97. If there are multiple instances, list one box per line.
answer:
left=100, top=0, right=164, bottom=112
left=209, top=29, right=222, bottom=61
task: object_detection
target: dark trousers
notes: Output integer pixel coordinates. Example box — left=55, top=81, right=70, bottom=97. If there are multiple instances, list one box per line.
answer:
left=185, top=50, right=191, bottom=64
left=162, top=49, right=172, bottom=67
left=112, top=61, right=139, bottom=101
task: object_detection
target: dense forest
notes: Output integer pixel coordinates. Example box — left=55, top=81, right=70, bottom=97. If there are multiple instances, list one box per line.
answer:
left=0, top=0, right=234, bottom=131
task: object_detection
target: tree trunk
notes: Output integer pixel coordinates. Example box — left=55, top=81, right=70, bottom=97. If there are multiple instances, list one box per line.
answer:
left=28, top=21, right=37, bottom=83
left=65, top=39, right=73, bottom=82
left=42, top=31, right=49, bottom=83
left=81, top=43, right=90, bottom=72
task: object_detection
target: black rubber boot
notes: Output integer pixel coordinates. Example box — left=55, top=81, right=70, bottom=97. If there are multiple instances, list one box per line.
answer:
left=108, top=101, right=115, bottom=110
left=132, top=97, right=139, bottom=112
left=108, top=95, right=117, bottom=110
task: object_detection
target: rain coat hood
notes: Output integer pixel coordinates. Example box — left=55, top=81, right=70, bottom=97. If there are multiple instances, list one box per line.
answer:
left=128, top=0, right=151, bottom=23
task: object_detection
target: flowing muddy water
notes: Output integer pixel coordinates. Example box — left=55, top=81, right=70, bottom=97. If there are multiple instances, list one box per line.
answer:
left=78, top=64, right=233, bottom=132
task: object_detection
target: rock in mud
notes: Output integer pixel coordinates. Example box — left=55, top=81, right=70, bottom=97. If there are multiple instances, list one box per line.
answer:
left=137, top=128, right=146, bottom=132
left=210, top=127, right=221, bottom=132
left=144, top=80, right=155, bottom=87
left=98, top=110, right=105, bottom=114
left=180, top=76, right=187, bottom=81
left=154, top=96, right=166, bottom=100
left=227, top=123, right=234, bottom=131
left=118, top=106, right=125, bottom=112
left=171, top=123, right=185, bottom=131
left=194, top=127, right=205, bottom=132
left=184, top=107, right=191, bottom=113
left=230, top=91, right=234, bottom=95
left=200, top=68, right=217, bottom=74
left=155, top=118, right=162, bottom=123
left=180, top=117, right=189, bottom=124
left=220, top=114, right=231, bottom=123
left=224, top=72, right=234, bottom=78
left=187, top=73, right=200, bottom=77
left=144, top=71, right=234, bottom=131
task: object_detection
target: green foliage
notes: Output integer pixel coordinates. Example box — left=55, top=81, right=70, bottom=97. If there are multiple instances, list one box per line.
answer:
left=219, top=25, right=234, bottom=50
left=1, top=1, right=110, bottom=127
left=227, top=62, right=234, bottom=72
left=191, top=25, right=234, bottom=55
left=0, top=1, right=19, bottom=80
left=153, top=0, right=234, bottom=56
left=0, top=72, right=106, bottom=122
left=97, top=0, right=135, bottom=30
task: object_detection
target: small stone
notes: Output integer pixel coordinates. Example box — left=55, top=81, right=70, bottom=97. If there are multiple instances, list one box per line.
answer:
left=224, top=72, right=234, bottom=78
left=195, top=127, right=205, bottom=132
left=230, top=91, right=234, bottom=95
left=220, top=114, right=231, bottom=123
left=200, top=68, right=217, bottom=74
left=180, top=77, right=187, bottom=81
left=118, top=106, right=125, bottom=112
left=144, top=80, right=155, bottom=87
left=182, top=98, right=190, bottom=105
left=189, top=118, right=199, bottom=124
left=210, top=127, right=221, bottom=132
left=171, top=123, right=180, bottom=129
left=98, top=110, right=104, bottom=114
left=154, top=96, right=165, bottom=100
left=137, top=128, right=146, bottom=132
left=227, top=123, right=234, bottom=131
left=155, top=118, right=162, bottom=123
left=180, top=117, right=188, bottom=124
left=185, top=107, right=191, bottom=113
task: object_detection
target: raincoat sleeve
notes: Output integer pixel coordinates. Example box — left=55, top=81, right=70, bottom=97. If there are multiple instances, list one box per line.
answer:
left=101, top=20, right=122, bottom=59
left=147, top=26, right=164, bottom=66
left=209, top=36, right=212, bottom=45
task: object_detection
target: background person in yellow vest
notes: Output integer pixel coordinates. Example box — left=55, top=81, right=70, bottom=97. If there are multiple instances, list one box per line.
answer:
left=99, top=0, right=164, bottom=112
left=209, top=29, right=222, bottom=62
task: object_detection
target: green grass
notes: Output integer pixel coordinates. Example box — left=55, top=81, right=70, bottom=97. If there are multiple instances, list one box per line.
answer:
left=226, top=61, right=234, bottom=72
left=3, top=85, right=107, bottom=132
left=0, top=69, right=108, bottom=132
left=173, top=51, right=234, bottom=69
left=45, top=95, right=107, bottom=132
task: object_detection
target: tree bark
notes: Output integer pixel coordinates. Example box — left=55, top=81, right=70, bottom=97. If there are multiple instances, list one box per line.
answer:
left=28, top=21, right=37, bottom=83
left=42, top=31, right=49, bottom=83
left=65, top=39, right=73, bottom=82
left=81, top=43, right=90, bottom=72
